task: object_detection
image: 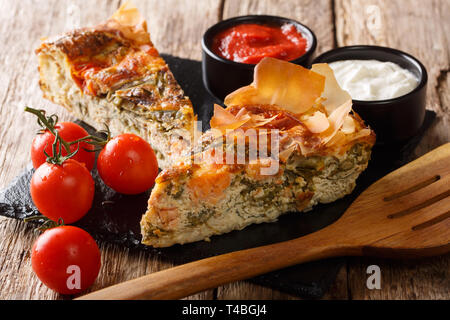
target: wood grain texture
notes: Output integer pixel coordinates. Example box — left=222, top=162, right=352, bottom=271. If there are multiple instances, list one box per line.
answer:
left=334, top=0, right=450, bottom=300
left=0, top=0, right=448, bottom=300
left=346, top=256, right=450, bottom=300
left=133, top=0, right=222, bottom=60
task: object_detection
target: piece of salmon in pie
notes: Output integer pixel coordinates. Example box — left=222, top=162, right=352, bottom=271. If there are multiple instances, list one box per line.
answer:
left=36, top=2, right=195, bottom=168
left=140, top=57, right=376, bottom=247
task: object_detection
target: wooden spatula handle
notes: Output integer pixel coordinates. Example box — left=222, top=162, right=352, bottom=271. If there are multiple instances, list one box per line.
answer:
left=78, top=226, right=357, bottom=300
left=77, top=142, right=450, bottom=299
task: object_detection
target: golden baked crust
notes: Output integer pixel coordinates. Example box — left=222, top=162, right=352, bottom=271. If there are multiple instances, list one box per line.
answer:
left=36, top=3, right=195, bottom=168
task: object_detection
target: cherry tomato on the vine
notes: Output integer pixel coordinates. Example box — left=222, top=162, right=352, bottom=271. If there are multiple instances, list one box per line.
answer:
left=30, top=159, right=95, bottom=223
left=31, top=122, right=95, bottom=171
left=97, top=133, right=159, bottom=195
left=31, top=226, right=101, bottom=295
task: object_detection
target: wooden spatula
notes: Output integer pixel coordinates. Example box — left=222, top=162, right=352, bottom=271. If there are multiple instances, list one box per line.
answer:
left=78, top=143, right=450, bottom=300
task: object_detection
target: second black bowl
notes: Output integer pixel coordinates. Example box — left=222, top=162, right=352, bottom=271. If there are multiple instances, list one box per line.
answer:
left=312, top=46, right=428, bottom=144
left=202, top=15, right=317, bottom=101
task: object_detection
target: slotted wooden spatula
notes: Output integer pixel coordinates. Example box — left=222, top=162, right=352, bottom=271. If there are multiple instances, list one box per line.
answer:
left=78, top=143, right=450, bottom=300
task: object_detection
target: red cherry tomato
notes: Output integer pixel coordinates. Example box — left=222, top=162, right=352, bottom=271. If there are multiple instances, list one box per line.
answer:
left=97, top=133, right=159, bottom=194
left=30, top=159, right=95, bottom=223
left=31, top=122, right=95, bottom=171
left=31, top=226, right=101, bottom=295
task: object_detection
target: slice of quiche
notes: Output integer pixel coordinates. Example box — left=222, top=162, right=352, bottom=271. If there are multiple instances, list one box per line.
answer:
left=141, top=58, right=376, bottom=247
left=36, top=3, right=195, bottom=168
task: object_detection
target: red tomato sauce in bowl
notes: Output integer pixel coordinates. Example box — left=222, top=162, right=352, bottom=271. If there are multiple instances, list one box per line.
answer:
left=211, top=23, right=308, bottom=64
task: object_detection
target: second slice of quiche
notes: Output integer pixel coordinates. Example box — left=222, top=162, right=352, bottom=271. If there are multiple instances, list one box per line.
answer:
left=141, top=58, right=376, bottom=247
left=36, top=3, right=195, bottom=168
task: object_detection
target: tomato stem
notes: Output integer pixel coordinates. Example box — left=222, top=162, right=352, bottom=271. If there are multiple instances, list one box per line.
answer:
left=68, top=124, right=111, bottom=152
left=24, top=107, right=72, bottom=154
left=24, top=215, right=65, bottom=231
left=25, top=106, right=110, bottom=154
left=43, top=131, right=80, bottom=165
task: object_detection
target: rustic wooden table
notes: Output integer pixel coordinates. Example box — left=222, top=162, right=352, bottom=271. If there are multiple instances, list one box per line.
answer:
left=0, top=0, right=448, bottom=300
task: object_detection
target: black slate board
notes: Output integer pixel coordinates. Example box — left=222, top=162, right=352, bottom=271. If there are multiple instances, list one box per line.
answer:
left=0, top=54, right=436, bottom=298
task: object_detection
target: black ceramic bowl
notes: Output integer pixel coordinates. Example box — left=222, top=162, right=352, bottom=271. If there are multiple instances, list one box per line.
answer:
left=202, top=15, right=317, bottom=101
left=312, top=45, right=428, bottom=145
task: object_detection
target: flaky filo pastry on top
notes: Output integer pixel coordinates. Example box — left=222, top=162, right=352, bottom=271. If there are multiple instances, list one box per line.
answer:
left=141, top=57, right=375, bottom=247
left=36, top=2, right=196, bottom=168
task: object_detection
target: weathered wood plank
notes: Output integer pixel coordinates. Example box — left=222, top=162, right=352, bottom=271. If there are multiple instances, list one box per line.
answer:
left=0, top=0, right=221, bottom=300
left=345, top=257, right=450, bottom=300
left=335, top=0, right=450, bottom=300
left=216, top=0, right=344, bottom=300
left=133, top=0, right=222, bottom=60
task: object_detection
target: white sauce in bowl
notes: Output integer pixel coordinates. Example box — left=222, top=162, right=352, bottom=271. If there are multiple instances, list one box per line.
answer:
left=329, top=59, right=419, bottom=101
